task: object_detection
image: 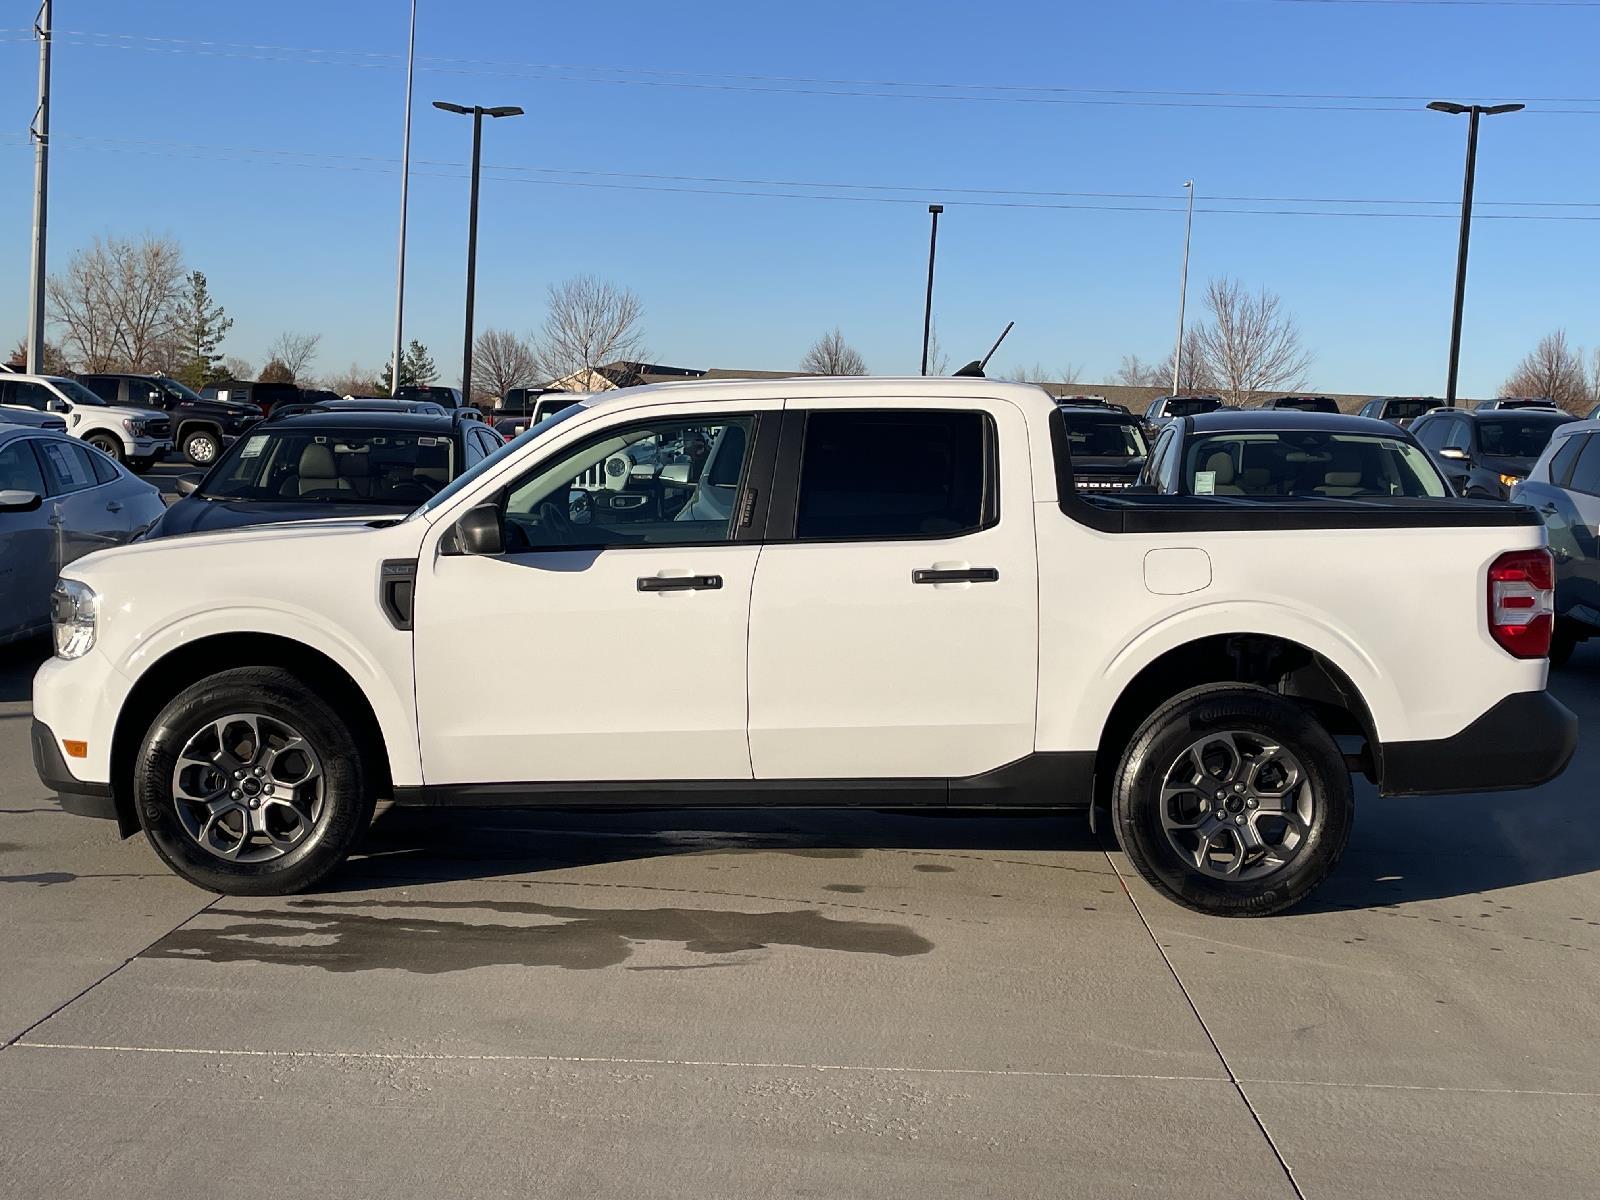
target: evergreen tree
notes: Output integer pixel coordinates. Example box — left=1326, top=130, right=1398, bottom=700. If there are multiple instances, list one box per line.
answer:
left=172, top=271, right=233, bottom=389
left=377, top=339, right=440, bottom=395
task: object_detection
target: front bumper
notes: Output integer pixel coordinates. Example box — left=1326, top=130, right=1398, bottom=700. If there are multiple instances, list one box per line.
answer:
left=129, top=437, right=172, bottom=458
left=1379, top=690, right=1578, bottom=796
left=31, top=718, right=119, bottom=823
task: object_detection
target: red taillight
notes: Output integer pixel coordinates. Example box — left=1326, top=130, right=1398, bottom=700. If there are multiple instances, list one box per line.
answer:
left=1487, top=548, right=1554, bottom=658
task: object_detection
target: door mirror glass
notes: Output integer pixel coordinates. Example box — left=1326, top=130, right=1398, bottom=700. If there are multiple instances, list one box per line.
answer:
left=175, top=474, right=203, bottom=496
left=0, top=488, right=42, bottom=513
left=47, top=398, right=70, bottom=414
left=568, top=488, right=592, bottom=526
left=1438, top=447, right=1469, bottom=461
left=454, top=503, right=504, bottom=556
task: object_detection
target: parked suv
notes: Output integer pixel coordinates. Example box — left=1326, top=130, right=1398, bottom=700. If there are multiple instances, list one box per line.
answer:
left=395, top=385, right=464, bottom=409
left=1357, top=396, right=1444, bottom=428
left=1477, top=397, right=1558, bottom=412
left=78, top=373, right=262, bottom=467
left=1256, top=396, right=1340, bottom=414
left=1510, top=419, right=1600, bottom=665
left=1142, top=394, right=1224, bottom=435
left=1056, top=400, right=1148, bottom=490
left=0, top=373, right=172, bottom=470
left=1411, top=406, right=1579, bottom=499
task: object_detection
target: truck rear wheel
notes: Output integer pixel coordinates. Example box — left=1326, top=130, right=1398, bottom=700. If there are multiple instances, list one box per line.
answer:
left=1112, top=684, right=1353, bottom=917
left=133, top=667, right=375, bottom=895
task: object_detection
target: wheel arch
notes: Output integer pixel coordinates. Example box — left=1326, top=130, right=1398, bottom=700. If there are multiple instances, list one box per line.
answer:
left=108, top=632, right=396, bottom=836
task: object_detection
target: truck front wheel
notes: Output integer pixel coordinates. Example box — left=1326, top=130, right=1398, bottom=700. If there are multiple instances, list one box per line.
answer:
left=1112, top=684, right=1353, bottom=917
left=133, top=667, right=375, bottom=895
left=182, top=428, right=222, bottom=465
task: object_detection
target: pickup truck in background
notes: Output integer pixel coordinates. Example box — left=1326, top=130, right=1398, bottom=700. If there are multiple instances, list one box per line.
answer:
left=32, top=378, right=1577, bottom=915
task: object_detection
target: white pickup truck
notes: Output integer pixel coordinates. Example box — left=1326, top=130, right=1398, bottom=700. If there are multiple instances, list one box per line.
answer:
left=32, top=378, right=1577, bottom=915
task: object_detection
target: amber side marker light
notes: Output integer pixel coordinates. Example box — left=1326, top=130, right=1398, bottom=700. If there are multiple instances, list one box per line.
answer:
left=63, top=740, right=88, bottom=759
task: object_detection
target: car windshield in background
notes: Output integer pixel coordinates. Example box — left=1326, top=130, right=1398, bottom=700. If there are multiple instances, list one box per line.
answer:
left=1065, top=417, right=1147, bottom=458
left=53, top=379, right=107, bottom=407
left=1385, top=400, right=1436, bottom=421
left=200, top=428, right=455, bottom=504
left=1166, top=398, right=1222, bottom=417
left=1478, top=419, right=1564, bottom=459
left=1183, top=430, right=1448, bottom=498
left=415, top=402, right=586, bottom=517
left=159, top=376, right=206, bottom=404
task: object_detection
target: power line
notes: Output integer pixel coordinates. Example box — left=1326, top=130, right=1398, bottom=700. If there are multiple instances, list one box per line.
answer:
left=37, top=29, right=1600, bottom=113
left=41, top=132, right=1600, bottom=220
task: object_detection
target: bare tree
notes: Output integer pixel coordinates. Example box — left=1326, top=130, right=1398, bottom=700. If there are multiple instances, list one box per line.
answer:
left=222, top=355, right=255, bottom=381
left=1193, top=278, right=1312, bottom=405
left=327, top=363, right=378, bottom=396
left=8, top=337, right=70, bottom=373
left=924, top=320, right=950, bottom=376
left=1501, top=330, right=1590, bottom=414
left=1003, top=362, right=1084, bottom=395
left=267, top=331, right=322, bottom=383
left=531, top=276, right=646, bottom=385
left=259, top=360, right=295, bottom=384
left=48, top=234, right=187, bottom=373
left=1114, top=354, right=1166, bottom=387
left=472, top=328, right=540, bottom=404
left=800, top=328, right=867, bottom=375
left=1590, top=347, right=1600, bottom=411
left=1157, top=329, right=1218, bottom=394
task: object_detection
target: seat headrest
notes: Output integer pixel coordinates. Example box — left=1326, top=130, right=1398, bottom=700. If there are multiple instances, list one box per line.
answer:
left=298, top=443, right=337, bottom=477
left=1203, top=450, right=1236, bottom=485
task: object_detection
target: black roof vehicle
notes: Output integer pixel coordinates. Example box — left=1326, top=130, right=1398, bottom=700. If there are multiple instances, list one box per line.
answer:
left=76, top=372, right=256, bottom=467
left=1356, top=396, right=1444, bottom=428
left=395, top=384, right=464, bottom=408
left=1409, top=406, right=1579, bottom=500
left=143, top=410, right=510, bottom=539
left=1143, top=394, right=1226, bottom=430
left=1140, top=410, right=1450, bottom=500
left=1057, top=401, right=1149, bottom=490
left=1477, top=397, right=1558, bottom=411
left=1256, top=396, right=1340, bottom=414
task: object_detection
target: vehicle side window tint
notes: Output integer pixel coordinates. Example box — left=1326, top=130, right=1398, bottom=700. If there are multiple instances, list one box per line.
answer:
left=502, top=415, right=753, bottom=551
left=1412, top=418, right=1444, bottom=452
left=1143, top=427, right=1173, bottom=485
left=1548, top=434, right=1587, bottom=489
left=794, top=410, right=990, bottom=541
left=0, top=439, right=47, bottom=494
left=11, top=382, right=53, bottom=411
left=462, top=433, right=486, bottom=468
left=86, top=444, right=120, bottom=484
left=1443, top=419, right=1471, bottom=453
left=81, top=377, right=119, bottom=402
left=1564, top=435, right=1600, bottom=497
left=39, top=439, right=98, bottom=494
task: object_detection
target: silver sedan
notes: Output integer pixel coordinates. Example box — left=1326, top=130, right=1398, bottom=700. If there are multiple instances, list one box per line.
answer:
left=0, top=425, right=166, bottom=644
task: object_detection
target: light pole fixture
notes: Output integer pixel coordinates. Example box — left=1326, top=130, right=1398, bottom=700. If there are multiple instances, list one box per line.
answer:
left=433, top=100, right=524, bottom=404
left=921, top=204, right=943, bottom=376
left=1171, top=180, right=1194, bottom=398
left=1428, top=100, right=1524, bottom=406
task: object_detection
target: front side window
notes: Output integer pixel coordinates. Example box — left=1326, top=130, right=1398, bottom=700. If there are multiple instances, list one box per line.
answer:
left=794, top=410, right=990, bottom=541
left=1442, top=420, right=1471, bottom=453
left=80, top=377, right=119, bottom=403
left=201, top=428, right=456, bottom=504
left=1182, top=431, right=1448, bottom=498
left=10, top=382, right=54, bottom=411
left=50, top=379, right=108, bottom=407
left=0, top=439, right=47, bottom=494
left=501, top=416, right=753, bottom=551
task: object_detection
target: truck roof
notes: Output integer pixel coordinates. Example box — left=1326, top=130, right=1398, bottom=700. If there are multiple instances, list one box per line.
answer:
left=574, top=376, right=1059, bottom=420
left=1188, top=410, right=1404, bottom=437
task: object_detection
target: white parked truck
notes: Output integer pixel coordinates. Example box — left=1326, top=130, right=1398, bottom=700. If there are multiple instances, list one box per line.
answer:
left=1, top=373, right=173, bottom=470
left=33, top=378, right=1576, bottom=914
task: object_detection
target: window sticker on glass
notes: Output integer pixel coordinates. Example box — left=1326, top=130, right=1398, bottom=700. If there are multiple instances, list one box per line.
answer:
left=239, top=435, right=268, bottom=458
left=418, top=436, right=439, bottom=447
left=1194, top=471, right=1216, bottom=496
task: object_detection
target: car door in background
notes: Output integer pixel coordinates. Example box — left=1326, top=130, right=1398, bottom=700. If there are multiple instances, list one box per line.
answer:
left=37, top=438, right=129, bottom=565
left=1550, top=434, right=1600, bottom=625
left=0, top=437, right=58, bottom=642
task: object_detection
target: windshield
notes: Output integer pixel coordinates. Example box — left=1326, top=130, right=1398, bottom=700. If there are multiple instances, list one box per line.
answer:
left=1063, top=416, right=1147, bottom=458
left=51, top=379, right=107, bottom=407
left=1478, top=419, right=1567, bottom=459
left=1182, top=430, right=1448, bottom=498
left=157, top=376, right=206, bottom=404
left=414, top=402, right=584, bottom=517
left=200, top=427, right=456, bottom=504
left=1385, top=399, right=1437, bottom=421
left=1167, top=397, right=1222, bottom=417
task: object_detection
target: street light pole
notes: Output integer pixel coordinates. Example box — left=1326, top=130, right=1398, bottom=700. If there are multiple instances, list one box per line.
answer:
left=389, top=0, right=418, bottom=397
left=433, top=101, right=523, bottom=405
left=26, top=0, right=52, bottom=375
left=1170, top=180, right=1194, bottom=398
left=1429, top=100, right=1524, bottom=406
left=921, top=204, right=943, bottom=376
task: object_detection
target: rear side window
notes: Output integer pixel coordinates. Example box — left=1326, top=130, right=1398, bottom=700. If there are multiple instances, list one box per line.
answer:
left=1547, top=433, right=1587, bottom=488
left=1564, top=435, right=1600, bottom=497
left=795, top=410, right=991, bottom=541
left=39, top=439, right=99, bottom=494
left=0, top=439, right=47, bottom=494
left=86, top=445, right=120, bottom=484
left=80, top=377, right=119, bottom=402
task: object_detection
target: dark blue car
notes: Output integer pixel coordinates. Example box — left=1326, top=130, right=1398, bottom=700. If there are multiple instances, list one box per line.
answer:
left=143, top=409, right=507, bottom=539
left=1510, top=419, right=1600, bottom=666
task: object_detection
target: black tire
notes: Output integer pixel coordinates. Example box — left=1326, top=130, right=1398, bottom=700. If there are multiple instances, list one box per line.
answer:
left=1112, top=683, right=1353, bottom=917
left=1549, top=622, right=1580, bottom=669
left=133, top=666, right=375, bottom=895
left=86, top=432, right=124, bottom=462
left=182, top=428, right=222, bottom=466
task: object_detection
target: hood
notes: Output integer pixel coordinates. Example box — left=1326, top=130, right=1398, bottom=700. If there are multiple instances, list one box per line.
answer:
left=0, top=409, right=68, bottom=430
left=95, top=404, right=162, bottom=422
left=192, top=399, right=262, bottom=418
left=145, top=497, right=413, bottom=539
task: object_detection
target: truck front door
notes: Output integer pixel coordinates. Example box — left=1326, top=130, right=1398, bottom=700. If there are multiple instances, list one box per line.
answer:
left=746, top=400, right=1039, bottom=781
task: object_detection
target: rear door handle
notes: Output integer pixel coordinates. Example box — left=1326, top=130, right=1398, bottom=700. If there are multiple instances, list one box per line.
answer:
left=637, top=574, right=722, bottom=592
left=913, top=567, right=999, bottom=585
left=106, top=501, right=122, bottom=513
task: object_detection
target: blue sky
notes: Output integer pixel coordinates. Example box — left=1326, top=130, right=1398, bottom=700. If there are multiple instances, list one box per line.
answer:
left=2, top=0, right=1597, bottom=395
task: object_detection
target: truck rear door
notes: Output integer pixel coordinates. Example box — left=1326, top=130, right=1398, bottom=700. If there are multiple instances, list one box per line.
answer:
left=746, top=399, right=1039, bottom=780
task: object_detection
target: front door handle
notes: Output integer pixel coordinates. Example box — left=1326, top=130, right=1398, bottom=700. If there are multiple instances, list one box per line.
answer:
left=913, top=567, right=999, bottom=585
left=637, top=574, right=723, bottom=592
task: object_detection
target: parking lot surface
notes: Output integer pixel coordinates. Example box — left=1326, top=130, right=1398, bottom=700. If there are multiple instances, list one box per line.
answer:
left=1, top=637, right=1597, bottom=1199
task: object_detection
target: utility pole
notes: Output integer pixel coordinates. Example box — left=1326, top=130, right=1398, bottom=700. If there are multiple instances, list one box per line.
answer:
left=26, top=0, right=52, bottom=374
left=390, top=0, right=418, bottom=396
left=921, top=204, right=942, bottom=376
left=1170, top=180, right=1194, bottom=397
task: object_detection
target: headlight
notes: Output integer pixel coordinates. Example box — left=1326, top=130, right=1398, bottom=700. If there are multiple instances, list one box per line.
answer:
left=1499, top=473, right=1523, bottom=489
left=122, top=418, right=145, bottom=436
left=50, top=579, right=98, bottom=660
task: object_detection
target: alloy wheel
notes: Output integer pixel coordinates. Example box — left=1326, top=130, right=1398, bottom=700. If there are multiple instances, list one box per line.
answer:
left=1158, top=730, right=1313, bottom=881
left=170, top=713, right=325, bottom=863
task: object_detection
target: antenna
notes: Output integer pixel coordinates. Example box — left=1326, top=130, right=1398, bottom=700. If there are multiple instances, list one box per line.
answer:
left=952, top=321, right=1015, bottom=378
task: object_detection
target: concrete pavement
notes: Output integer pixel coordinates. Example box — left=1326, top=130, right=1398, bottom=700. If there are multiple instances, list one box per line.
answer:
left=1, top=636, right=1596, bottom=1199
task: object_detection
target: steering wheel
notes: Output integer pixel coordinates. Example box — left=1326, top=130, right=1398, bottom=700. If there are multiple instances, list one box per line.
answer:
left=535, top=497, right=574, bottom=545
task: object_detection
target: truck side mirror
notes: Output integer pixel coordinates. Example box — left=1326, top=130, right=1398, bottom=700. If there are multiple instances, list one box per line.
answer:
left=1439, top=447, right=1469, bottom=461
left=454, top=504, right=504, bottom=556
